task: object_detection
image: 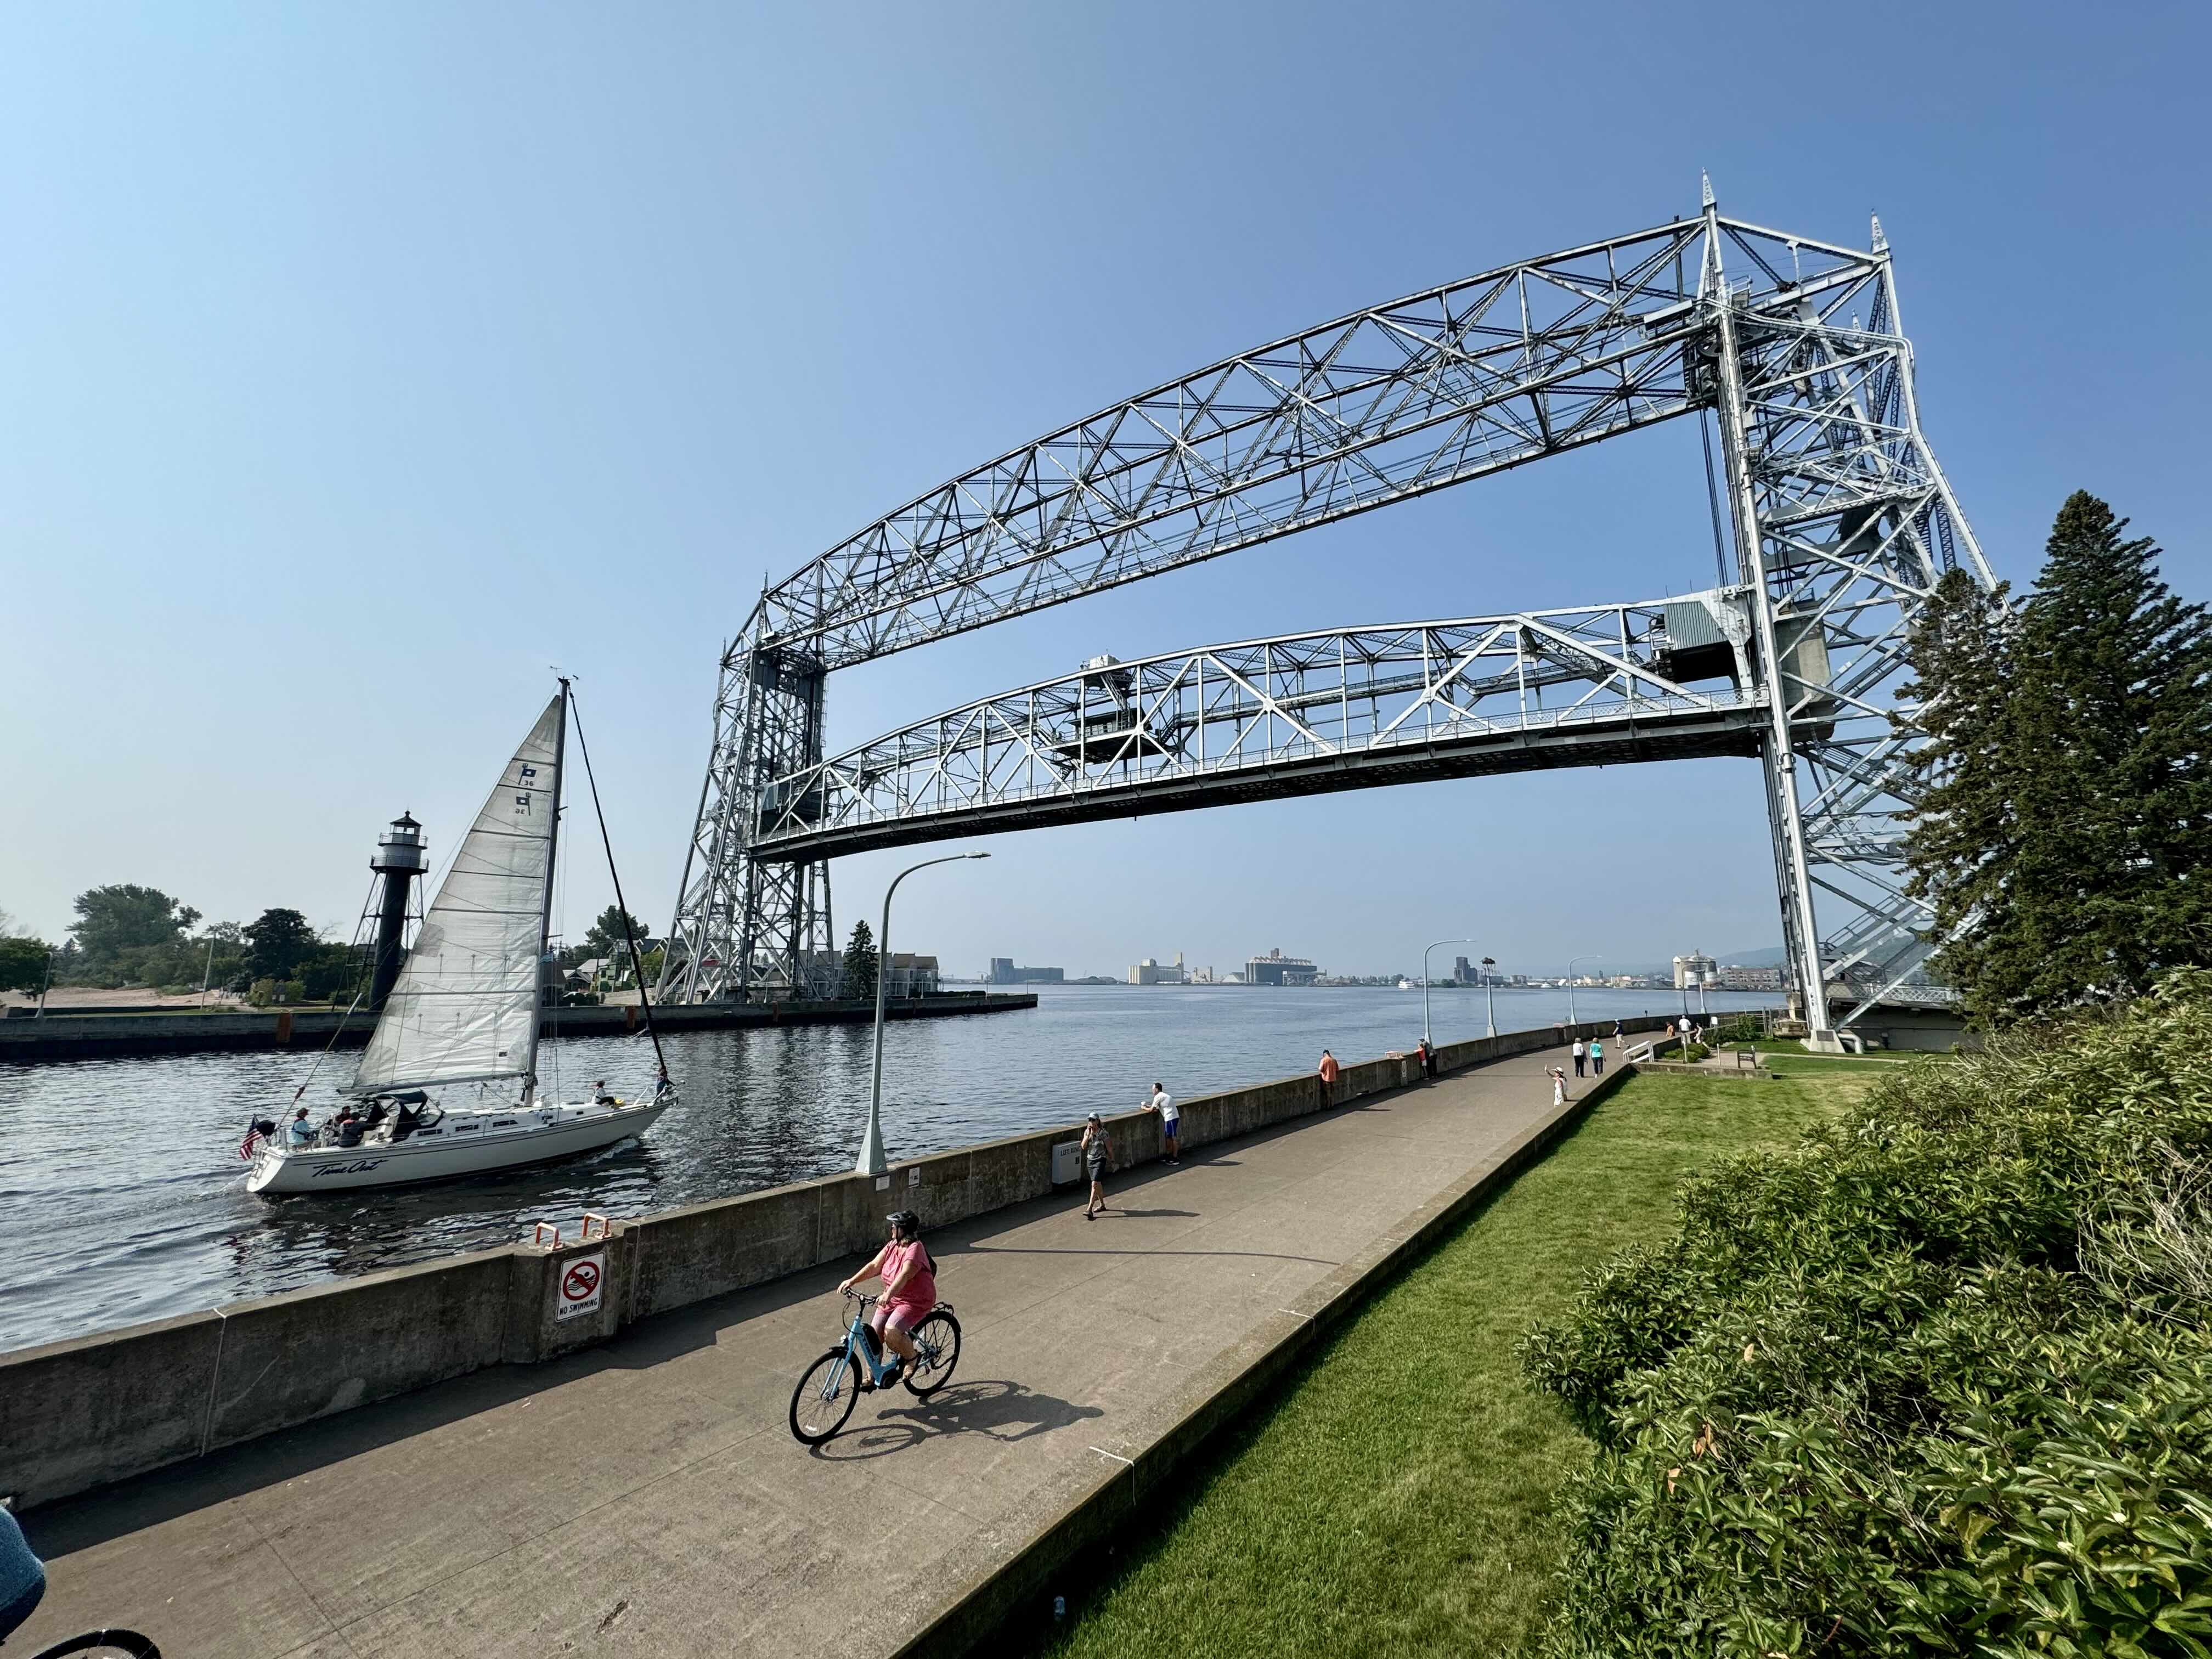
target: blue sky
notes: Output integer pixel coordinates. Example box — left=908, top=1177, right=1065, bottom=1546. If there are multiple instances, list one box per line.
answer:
left=2, top=1, right=2203, bottom=979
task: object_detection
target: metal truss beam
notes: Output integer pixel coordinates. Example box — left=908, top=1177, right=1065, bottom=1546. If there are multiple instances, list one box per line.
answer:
left=748, top=598, right=1767, bottom=862
left=663, top=193, right=1995, bottom=1028
left=747, top=215, right=1882, bottom=670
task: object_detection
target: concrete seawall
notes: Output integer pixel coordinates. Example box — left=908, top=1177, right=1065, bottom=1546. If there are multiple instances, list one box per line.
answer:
left=1, top=1015, right=1670, bottom=1511
left=0, top=990, right=1036, bottom=1063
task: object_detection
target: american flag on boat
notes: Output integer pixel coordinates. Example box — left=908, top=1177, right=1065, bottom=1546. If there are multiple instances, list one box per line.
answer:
left=239, top=1121, right=270, bottom=1161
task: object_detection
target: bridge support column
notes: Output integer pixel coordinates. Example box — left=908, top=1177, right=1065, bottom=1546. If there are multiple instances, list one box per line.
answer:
left=662, top=631, right=833, bottom=1002
left=1709, top=285, right=1835, bottom=1045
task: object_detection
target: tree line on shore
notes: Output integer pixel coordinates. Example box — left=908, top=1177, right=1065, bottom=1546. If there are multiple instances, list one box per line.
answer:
left=0, top=891, right=661, bottom=1007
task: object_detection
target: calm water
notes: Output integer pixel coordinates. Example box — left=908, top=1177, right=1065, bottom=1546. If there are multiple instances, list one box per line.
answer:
left=0, top=984, right=1768, bottom=1350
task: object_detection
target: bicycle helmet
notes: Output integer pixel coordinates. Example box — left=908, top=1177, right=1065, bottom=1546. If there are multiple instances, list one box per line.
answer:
left=886, top=1209, right=921, bottom=1237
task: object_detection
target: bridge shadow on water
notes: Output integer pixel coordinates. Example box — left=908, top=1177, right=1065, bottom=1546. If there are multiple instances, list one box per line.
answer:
left=809, top=1378, right=1104, bottom=1462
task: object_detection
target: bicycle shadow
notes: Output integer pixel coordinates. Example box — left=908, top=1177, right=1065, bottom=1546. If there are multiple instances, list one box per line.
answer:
left=810, top=1378, right=1102, bottom=1462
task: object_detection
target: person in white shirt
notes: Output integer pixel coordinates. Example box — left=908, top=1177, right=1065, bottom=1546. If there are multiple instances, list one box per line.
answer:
left=1571, top=1037, right=1587, bottom=1078
left=1146, top=1081, right=1181, bottom=1165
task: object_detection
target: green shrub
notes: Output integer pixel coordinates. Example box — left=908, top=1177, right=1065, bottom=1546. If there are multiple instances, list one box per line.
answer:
left=1519, top=970, right=2212, bottom=1657
left=1678, top=1041, right=1712, bottom=1063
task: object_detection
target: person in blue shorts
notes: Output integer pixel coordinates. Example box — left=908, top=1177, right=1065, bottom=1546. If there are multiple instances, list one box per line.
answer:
left=0, top=1503, right=46, bottom=1644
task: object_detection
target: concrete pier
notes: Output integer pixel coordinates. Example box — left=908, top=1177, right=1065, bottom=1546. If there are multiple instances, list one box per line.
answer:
left=9, top=1032, right=1638, bottom=1657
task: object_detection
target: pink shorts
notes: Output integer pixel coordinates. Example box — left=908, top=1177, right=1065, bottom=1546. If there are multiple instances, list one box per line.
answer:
left=872, top=1299, right=930, bottom=1335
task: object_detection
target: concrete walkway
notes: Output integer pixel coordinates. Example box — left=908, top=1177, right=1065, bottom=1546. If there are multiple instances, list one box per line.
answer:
left=16, top=1042, right=1591, bottom=1658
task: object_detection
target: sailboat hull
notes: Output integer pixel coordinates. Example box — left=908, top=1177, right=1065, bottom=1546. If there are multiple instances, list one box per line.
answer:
left=247, top=1097, right=672, bottom=1194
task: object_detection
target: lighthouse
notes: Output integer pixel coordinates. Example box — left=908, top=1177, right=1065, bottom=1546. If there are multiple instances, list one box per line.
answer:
left=366, top=812, right=427, bottom=1013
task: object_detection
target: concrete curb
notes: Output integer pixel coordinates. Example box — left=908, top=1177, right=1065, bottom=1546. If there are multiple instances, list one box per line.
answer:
left=888, top=1062, right=1643, bottom=1659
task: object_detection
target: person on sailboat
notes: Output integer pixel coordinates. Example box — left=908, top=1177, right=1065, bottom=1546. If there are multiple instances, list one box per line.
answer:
left=242, top=683, right=679, bottom=1197
left=287, top=1108, right=314, bottom=1148
left=593, top=1080, right=617, bottom=1105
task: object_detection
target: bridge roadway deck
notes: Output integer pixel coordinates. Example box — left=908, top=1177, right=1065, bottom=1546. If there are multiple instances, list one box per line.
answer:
left=16, top=1039, right=1594, bottom=1657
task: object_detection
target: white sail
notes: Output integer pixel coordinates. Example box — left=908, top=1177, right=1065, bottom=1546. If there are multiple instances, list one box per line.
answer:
left=354, top=695, right=561, bottom=1093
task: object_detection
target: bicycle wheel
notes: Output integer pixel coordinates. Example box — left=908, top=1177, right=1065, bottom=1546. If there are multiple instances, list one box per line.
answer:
left=789, top=1347, right=860, bottom=1444
left=902, top=1309, right=961, bottom=1397
left=32, top=1633, right=162, bottom=1658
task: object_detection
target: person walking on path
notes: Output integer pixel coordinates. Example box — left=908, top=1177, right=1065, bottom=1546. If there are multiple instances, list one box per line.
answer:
left=1316, top=1048, right=1340, bottom=1109
left=1146, top=1081, right=1181, bottom=1165
left=1081, top=1113, right=1114, bottom=1218
left=1589, top=1035, right=1605, bottom=1076
left=1572, top=1037, right=1587, bottom=1078
left=1417, top=1037, right=1436, bottom=1080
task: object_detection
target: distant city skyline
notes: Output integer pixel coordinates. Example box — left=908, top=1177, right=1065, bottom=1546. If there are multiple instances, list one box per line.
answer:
left=965, top=943, right=1781, bottom=984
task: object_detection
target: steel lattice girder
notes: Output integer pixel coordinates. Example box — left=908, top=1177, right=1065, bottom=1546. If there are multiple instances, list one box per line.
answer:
left=745, top=599, right=1770, bottom=862
left=1703, top=208, right=1992, bottom=1023
left=747, top=216, right=1885, bottom=670
left=663, top=196, right=1995, bottom=1027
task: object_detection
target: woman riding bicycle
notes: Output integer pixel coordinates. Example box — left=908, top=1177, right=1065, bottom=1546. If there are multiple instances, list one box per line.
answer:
left=837, top=1211, right=936, bottom=1389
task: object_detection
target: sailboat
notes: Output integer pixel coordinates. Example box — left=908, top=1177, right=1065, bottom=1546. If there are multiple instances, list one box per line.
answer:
left=246, top=684, right=676, bottom=1195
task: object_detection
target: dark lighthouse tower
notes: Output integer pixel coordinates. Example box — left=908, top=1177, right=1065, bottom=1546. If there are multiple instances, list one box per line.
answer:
left=366, top=812, right=427, bottom=1013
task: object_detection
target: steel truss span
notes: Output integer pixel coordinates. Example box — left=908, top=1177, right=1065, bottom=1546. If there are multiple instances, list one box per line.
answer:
left=751, top=600, right=1768, bottom=862
left=663, top=190, right=1995, bottom=1036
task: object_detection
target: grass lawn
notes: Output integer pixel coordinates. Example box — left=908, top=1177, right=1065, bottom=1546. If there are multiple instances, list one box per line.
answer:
left=1030, top=1065, right=1885, bottom=1659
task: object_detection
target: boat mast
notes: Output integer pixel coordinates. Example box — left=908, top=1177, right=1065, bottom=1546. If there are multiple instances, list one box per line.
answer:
left=565, top=684, right=671, bottom=1080
left=528, top=677, right=571, bottom=1101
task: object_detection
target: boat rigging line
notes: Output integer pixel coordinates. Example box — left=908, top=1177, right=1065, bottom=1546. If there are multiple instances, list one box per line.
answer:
left=562, top=682, right=669, bottom=1079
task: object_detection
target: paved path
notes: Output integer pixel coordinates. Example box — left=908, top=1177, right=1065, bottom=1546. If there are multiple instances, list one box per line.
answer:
left=17, top=1042, right=1590, bottom=1658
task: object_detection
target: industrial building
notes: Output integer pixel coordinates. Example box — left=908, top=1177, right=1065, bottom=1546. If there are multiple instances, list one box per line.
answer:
left=1245, top=949, right=1319, bottom=986
left=1673, top=951, right=1719, bottom=990
left=986, top=957, right=1064, bottom=985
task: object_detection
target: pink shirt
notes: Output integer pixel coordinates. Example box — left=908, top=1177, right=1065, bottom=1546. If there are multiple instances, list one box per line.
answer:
left=879, top=1240, right=936, bottom=1313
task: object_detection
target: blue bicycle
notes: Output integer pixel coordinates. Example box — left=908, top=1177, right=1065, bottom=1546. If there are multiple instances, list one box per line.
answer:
left=788, top=1289, right=961, bottom=1444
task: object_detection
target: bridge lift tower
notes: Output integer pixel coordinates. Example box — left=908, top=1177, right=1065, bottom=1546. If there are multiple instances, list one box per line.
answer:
left=657, top=185, right=1995, bottom=1042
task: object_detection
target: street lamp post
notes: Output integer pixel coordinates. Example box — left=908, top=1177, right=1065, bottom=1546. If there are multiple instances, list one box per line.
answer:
left=1421, top=938, right=1474, bottom=1053
left=1481, top=956, right=1497, bottom=1038
left=1565, top=954, right=1602, bottom=1028
left=855, top=851, right=990, bottom=1176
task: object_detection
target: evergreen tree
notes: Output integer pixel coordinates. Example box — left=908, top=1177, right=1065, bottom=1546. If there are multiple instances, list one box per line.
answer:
left=2015, top=491, right=2212, bottom=999
left=1901, top=568, right=2023, bottom=1011
left=580, top=905, right=649, bottom=965
left=1903, top=492, right=2212, bottom=1022
left=839, top=918, right=878, bottom=1003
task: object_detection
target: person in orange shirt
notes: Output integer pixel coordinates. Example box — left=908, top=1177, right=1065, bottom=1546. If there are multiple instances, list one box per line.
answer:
left=1317, top=1048, right=1341, bottom=1108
